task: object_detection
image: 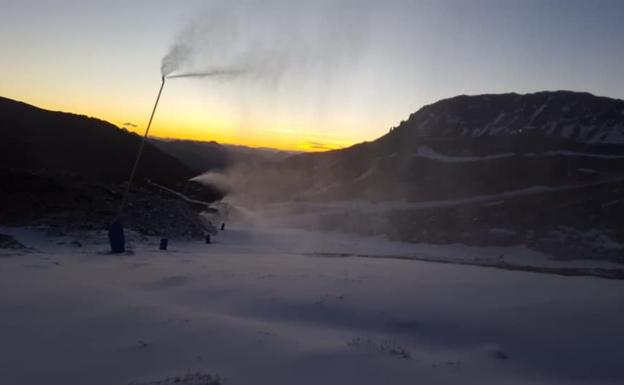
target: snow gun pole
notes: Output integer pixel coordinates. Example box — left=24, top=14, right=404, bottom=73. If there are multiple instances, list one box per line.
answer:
left=117, top=76, right=166, bottom=219
left=109, top=76, right=165, bottom=253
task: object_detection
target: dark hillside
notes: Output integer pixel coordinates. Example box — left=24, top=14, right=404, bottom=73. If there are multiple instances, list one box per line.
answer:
left=0, top=96, right=197, bottom=186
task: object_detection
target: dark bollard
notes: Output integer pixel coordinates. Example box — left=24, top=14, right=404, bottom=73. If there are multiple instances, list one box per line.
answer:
left=220, top=223, right=225, bottom=231
left=205, top=234, right=211, bottom=244
left=160, top=238, right=168, bottom=250
left=108, top=219, right=125, bottom=253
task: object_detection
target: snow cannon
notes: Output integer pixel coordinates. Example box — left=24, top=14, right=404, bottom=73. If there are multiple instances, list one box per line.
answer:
left=108, top=219, right=125, bottom=253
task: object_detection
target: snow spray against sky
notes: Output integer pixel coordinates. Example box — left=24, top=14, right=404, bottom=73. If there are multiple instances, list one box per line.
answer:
left=160, top=1, right=369, bottom=84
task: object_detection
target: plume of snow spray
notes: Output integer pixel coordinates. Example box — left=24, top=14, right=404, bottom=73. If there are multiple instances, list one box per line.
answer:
left=161, top=43, right=191, bottom=78
left=166, top=68, right=246, bottom=79
left=160, top=1, right=368, bottom=86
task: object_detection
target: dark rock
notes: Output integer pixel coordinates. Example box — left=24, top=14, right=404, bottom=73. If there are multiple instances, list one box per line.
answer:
left=0, top=233, right=26, bottom=249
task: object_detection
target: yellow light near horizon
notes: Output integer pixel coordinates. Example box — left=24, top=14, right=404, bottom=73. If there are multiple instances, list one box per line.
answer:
left=3, top=83, right=361, bottom=152
left=138, top=116, right=357, bottom=152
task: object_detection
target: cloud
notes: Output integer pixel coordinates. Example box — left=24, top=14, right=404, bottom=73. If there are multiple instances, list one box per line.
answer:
left=122, top=122, right=138, bottom=128
left=300, top=140, right=342, bottom=151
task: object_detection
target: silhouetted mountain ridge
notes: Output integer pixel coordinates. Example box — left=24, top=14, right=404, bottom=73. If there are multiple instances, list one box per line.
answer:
left=0, top=96, right=197, bottom=186
left=150, top=137, right=296, bottom=173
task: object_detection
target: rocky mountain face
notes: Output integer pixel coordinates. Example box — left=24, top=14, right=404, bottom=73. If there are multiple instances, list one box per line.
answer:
left=0, top=168, right=208, bottom=238
left=393, top=91, right=624, bottom=144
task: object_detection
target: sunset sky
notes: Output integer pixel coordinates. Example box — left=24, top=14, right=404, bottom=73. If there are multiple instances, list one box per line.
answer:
left=2, top=0, right=624, bottom=151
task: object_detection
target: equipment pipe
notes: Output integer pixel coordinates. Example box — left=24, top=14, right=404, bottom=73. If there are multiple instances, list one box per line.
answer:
left=116, top=76, right=166, bottom=219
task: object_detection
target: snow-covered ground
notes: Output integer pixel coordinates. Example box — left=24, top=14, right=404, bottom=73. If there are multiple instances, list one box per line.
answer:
left=1, top=225, right=624, bottom=385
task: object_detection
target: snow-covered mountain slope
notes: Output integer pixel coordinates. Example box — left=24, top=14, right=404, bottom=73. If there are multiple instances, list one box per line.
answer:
left=394, top=91, right=624, bottom=144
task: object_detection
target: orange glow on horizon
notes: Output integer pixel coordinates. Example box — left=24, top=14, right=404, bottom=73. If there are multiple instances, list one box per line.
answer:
left=4, top=91, right=361, bottom=152
left=144, top=120, right=354, bottom=152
